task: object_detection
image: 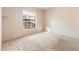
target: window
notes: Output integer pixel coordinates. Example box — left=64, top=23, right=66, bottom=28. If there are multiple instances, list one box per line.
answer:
left=22, top=10, right=38, bottom=29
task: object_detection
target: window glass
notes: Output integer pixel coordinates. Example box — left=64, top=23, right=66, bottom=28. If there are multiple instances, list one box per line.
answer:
left=22, top=9, right=38, bottom=29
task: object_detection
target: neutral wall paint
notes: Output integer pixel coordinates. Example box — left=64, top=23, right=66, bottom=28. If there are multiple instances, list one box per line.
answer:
left=44, top=8, right=79, bottom=50
left=0, top=7, right=1, bottom=50
left=2, top=7, right=44, bottom=41
left=44, top=8, right=79, bottom=39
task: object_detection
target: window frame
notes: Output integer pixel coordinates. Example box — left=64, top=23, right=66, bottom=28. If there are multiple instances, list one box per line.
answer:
left=22, top=15, right=38, bottom=29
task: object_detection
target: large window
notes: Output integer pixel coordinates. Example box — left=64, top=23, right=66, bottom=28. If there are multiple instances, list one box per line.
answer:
left=22, top=9, right=38, bottom=29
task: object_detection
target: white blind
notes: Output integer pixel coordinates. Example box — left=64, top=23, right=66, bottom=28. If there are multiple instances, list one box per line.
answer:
left=23, top=9, right=37, bottom=16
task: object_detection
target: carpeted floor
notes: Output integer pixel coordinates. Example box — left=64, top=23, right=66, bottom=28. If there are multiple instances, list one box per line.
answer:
left=2, top=32, right=65, bottom=51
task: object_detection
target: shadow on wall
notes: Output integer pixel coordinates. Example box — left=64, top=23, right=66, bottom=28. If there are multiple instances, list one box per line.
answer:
left=44, top=8, right=79, bottom=39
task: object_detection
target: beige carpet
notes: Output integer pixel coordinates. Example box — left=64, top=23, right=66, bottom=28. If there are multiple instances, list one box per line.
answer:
left=2, top=32, right=64, bottom=51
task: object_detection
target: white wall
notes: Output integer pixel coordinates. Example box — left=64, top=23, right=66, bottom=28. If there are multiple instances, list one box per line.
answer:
left=45, top=8, right=79, bottom=39
left=44, top=8, right=79, bottom=50
left=2, top=7, right=44, bottom=41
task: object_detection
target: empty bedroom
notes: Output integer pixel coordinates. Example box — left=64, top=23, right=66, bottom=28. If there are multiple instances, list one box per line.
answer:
left=2, top=7, right=79, bottom=51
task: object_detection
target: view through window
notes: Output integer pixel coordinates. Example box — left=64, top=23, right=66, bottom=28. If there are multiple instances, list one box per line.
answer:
left=22, top=10, right=38, bottom=29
